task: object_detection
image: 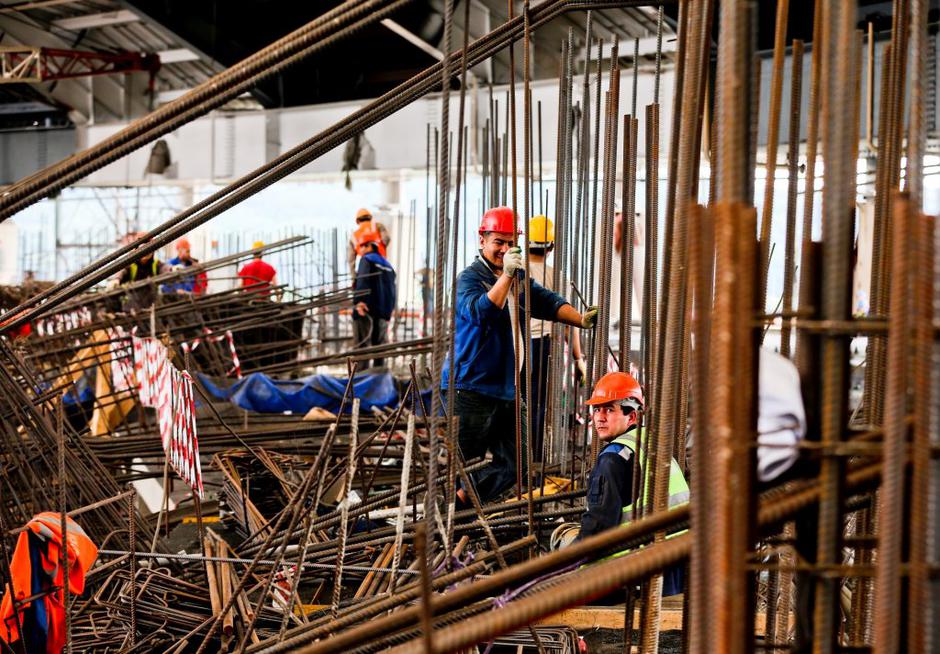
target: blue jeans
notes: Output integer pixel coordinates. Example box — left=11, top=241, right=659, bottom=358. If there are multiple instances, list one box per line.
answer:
left=449, top=389, right=526, bottom=503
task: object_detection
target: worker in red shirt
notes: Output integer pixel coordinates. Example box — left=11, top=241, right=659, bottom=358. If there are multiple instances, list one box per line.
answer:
left=237, top=241, right=278, bottom=298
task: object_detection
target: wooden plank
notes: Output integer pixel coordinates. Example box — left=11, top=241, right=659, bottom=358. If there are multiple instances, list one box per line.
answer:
left=535, top=605, right=790, bottom=635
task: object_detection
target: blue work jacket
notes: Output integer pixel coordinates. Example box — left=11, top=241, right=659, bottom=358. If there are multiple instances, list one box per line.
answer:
left=441, top=256, right=569, bottom=401
left=355, top=252, right=397, bottom=320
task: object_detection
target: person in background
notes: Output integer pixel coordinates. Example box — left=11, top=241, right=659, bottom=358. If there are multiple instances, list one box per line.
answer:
left=162, top=238, right=207, bottom=296
left=524, top=215, right=587, bottom=462
left=347, top=208, right=391, bottom=279
left=117, top=250, right=169, bottom=311
left=237, top=241, right=278, bottom=298
left=416, top=267, right=434, bottom=325
left=442, top=206, right=598, bottom=505
left=352, top=238, right=397, bottom=368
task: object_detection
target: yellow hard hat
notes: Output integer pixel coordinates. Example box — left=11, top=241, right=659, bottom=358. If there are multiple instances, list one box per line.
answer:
left=252, top=240, right=265, bottom=249
left=529, top=215, right=554, bottom=245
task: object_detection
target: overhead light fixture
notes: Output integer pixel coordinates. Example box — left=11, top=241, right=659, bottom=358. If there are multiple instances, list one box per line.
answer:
left=145, top=139, right=172, bottom=175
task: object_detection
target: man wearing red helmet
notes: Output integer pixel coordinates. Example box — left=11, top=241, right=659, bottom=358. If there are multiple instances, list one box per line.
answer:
left=578, top=371, right=688, bottom=596
left=442, top=206, right=598, bottom=504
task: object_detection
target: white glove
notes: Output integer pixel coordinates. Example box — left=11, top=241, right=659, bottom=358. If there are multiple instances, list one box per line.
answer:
left=502, top=247, right=524, bottom=278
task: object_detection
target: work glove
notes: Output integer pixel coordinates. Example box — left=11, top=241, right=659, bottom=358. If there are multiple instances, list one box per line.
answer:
left=576, top=357, right=588, bottom=383
left=580, top=306, right=599, bottom=329
left=502, top=247, right=525, bottom=278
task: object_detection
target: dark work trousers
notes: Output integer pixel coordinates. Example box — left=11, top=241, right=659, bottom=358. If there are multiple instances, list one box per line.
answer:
left=353, top=315, right=389, bottom=368
left=757, top=462, right=816, bottom=653
left=521, top=335, right=551, bottom=465
left=449, top=389, right=526, bottom=503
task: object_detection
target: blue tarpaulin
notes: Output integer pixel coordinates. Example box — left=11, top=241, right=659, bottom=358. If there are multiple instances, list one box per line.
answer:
left=197, top=371, right=400, bottom=415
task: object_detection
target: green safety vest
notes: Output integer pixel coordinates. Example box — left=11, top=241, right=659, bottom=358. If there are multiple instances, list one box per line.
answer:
left=605, top=429, right=689, bottom=557
left=128, top=259, right=160, bottom=281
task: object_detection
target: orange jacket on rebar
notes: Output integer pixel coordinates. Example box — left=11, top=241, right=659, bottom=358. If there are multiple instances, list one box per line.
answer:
left=0, top=513, right=98, bottom=654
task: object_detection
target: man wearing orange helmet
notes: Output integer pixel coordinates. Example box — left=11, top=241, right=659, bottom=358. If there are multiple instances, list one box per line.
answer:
left=578, top=371, right=688, bottom=596
left=162, top=238, right=207, bottom=295
left=442, top=206, right=598, bottom=504
left=347, top=208, right=391, bottom=279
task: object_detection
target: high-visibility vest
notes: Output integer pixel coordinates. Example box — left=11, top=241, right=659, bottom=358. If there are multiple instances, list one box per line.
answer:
left=354, top=222, right=387, bottom=257
left=603, top=429, right=689, bottom=557
left=128, top=258, right=160, bottom=281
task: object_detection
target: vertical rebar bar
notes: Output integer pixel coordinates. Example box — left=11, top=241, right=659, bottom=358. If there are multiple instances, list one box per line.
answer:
left=813, top=3, right=859, bottom=652
left=780, top=40, right=804, bottom=359
left=872, top=192, right=912, bottom=654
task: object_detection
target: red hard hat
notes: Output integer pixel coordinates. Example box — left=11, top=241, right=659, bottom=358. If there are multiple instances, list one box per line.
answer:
left=479, top=206, right=521, bottom=235
left=586, top=371, right=644, bottom=408
left=175, top=238, right=191, bottom=251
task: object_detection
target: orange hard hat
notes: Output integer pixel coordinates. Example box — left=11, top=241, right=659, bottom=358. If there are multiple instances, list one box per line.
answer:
left=175, top=238, right=191, bottom=251
left=356, top=208, right=373, bottom=221
left=479, top=206, right=521, bottom=235
left=586, top=371, right=644, bottom=408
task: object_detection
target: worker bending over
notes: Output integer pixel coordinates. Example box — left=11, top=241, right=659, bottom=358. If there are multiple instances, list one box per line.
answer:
left=574, top=371, right=688, bottom=596
left=347, top=208, right=390, bottom=279
left=442, top=206, right=597, bottom=505
left=238, top=241, right=278, bottom=298
left=117, top=249, right=169, bottom=311
left=524, top=215, right=587, bottom=461
left=353, top=238, right=397, bottom=368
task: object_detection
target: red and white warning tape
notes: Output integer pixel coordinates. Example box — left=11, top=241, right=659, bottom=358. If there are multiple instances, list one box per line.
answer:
left=131, top=334, right=204, bottom=498
left=181, top=328, right=242, bottom=379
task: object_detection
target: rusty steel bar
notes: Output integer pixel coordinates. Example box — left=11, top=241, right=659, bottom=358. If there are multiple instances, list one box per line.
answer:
left=780, top=40, right=804, bottom=359
left=908, top=0, right=928, bottom=208
left=872, top=193, right=913, bottom=653
left=705, top=201, right=758, bottom=654
left=415, top=523, right=435, bottom=654
left=907, top=208, right=934, bottom=653
left=813, top=2, right=859, bottom=652
left=757, top=0, right=790, bottom=313
left=643, top=2, right=711, bottom=650
left=688, top=202, right=714, bottom=654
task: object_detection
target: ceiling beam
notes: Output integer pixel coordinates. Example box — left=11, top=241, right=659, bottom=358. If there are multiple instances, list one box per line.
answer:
left=155, top=48, right=200, bottom=64
left=581, top=35, right=677, bottom=64
left=0, top=16, right=147, bottom=123
left=380, top=19, right=443, bottom=61
left=52, top=9, right=139, bottom=31
left=0, top=0, right=84, bottom=15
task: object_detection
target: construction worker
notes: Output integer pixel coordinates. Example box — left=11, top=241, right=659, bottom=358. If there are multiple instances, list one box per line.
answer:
left=237, top=241, right=278, bottom=298
left=524, top=215, right=587, bottom=461
left=353, top=238, right=397, bottom=368
left=117, top=249, right=169, bottom=311
left=442, top=206, right=598, bottom=505
left=161, top=238, right=207, bottom=296
left=347, top=208, right=391, bottom=279
left=572, top=371, right=688, bottom=595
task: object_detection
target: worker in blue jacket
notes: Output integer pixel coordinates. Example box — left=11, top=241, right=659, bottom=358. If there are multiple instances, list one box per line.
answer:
left=353, top=238, right=397, bottom=368
left=442, top=206, right=598, bottom=504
